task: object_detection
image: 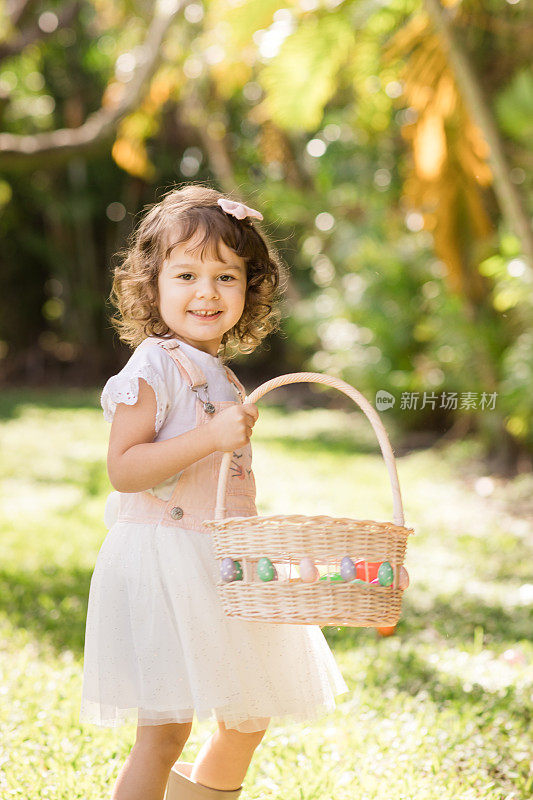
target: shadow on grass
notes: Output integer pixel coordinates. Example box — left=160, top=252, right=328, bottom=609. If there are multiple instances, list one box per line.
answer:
left=254, top=408, right=384, bottom=456
left=362, top=646, right=532, bottom=730
left=326, top=591, right=533, bottom=653
left=0, top=565, right=91, bottom=654
left=258, top=432, right=380, bottom=457
left=327, top=618, right=532, bottom=734
left=0, top=388, right=100, bottom=421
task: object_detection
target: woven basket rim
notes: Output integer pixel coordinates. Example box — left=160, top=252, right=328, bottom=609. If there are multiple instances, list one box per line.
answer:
left=203, top=512, right=414, bottom=537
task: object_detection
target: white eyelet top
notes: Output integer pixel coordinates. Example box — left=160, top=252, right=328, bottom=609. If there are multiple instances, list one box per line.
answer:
left=101, top=337, right=241, bottom=499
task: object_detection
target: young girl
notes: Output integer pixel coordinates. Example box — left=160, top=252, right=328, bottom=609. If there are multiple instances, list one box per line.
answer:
left=80, top=184, right=349, bottom=800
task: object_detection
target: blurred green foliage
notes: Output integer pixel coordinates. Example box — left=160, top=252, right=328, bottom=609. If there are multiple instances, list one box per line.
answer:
left=0, top=0, right=531, bottom=459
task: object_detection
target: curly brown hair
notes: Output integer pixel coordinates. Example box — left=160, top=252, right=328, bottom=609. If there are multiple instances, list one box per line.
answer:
left=109, top=183, right=288, bottom=361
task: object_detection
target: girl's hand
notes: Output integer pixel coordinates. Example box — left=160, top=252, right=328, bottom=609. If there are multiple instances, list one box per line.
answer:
left=208, top=403, right=259, bottom=451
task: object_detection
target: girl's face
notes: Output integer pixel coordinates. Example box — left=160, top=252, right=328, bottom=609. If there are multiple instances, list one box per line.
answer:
left=157, top=233, right=247, bottom=356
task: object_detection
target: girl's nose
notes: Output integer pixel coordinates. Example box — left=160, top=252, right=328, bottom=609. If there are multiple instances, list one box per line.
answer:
left=195, top=279, right=219, bottom=298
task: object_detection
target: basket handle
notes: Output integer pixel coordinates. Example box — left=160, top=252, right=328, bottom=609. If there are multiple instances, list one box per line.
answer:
left=214, top=372, right=405, bottom=526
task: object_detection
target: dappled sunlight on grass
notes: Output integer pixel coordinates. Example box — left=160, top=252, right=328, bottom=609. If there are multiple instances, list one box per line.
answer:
left=2, top=478, right=84, bottom=518
left=421, top=644, right=531, bottom=693
left=0, top=390, right=532, bottom=799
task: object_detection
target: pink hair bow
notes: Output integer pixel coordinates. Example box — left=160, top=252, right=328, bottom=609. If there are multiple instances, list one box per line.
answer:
left=217, top=197, right=263, bottom=221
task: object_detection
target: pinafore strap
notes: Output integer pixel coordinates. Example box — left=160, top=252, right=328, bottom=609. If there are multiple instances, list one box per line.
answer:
left=222, top=365, right=247, bottom=403
left=156, top=338, right=247, bottom=404
left=157, top=339, right=207, bottom=388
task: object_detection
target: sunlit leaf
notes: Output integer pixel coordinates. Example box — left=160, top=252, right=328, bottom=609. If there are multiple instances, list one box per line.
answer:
left=111, top=137, right=155, bottom=179
left=495, top=68, right=533, bottom=144
left=254, top=14, right=356, bottom=131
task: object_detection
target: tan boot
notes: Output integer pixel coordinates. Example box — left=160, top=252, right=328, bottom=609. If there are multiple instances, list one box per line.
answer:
left=164, top=762, right=243, bottom=800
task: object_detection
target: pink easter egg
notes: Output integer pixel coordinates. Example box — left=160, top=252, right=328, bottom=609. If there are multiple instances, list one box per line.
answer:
left=299, top=557, right=319, bottom=583
left=398, top=566, right=409, bottom=589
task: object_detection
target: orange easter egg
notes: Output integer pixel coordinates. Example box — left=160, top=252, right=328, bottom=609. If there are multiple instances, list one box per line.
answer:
left=377, top=625, right=396, bottom=637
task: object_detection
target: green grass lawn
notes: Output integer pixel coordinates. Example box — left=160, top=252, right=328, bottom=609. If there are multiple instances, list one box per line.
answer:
left=0, top=388, right=532, bottom=799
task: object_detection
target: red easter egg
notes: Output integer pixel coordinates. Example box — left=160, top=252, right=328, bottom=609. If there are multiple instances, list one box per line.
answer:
left=355, top=561, right=380, bottom=582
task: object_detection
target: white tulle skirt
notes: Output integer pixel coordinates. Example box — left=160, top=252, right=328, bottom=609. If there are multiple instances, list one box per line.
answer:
left=80, top=498, right=349, bottom=733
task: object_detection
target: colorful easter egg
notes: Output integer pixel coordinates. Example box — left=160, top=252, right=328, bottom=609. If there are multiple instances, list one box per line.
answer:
left=378, top=561, right=394, bottom=586
left=233, top=560, right=243, bottom=581
left=340, top=556, right=356, bottom=581
left=220, top=557, right=237, bottom=583
left=355, top=561, right=380, bottom=582
left=398, top=566, right=409, bottom=589
left=257, top=557, right=275, bottom=582
left=299, top=557, right=319, bottom=583
left=377, top=625, right=396, bottom=637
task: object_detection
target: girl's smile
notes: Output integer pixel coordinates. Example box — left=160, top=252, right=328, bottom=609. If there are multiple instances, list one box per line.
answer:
left=158, top=234, right=247, bottom=356
left=188, top=310, right=223, bottom=319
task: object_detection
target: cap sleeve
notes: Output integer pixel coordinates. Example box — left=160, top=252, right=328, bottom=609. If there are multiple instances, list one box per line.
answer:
left=101, top=341, right=175, bottom=434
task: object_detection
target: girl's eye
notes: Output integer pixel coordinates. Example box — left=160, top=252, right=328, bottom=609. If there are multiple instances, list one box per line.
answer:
left=176, top=273, right=235, bottom=282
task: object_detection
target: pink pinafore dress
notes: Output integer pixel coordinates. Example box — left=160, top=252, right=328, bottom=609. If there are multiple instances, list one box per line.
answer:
left=80, top=337, right=349, bottom=733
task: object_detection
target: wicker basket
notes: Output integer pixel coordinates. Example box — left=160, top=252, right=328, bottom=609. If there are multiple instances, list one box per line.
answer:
left=203, top=372, right=414, bottom=628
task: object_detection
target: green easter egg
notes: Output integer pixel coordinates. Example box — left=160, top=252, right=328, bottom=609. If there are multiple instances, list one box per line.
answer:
left=378, top=561, right=394, bottom=586
left=234, top=560, right=243, bottom=581
left=257, top=557, right=275, bottom=582
left=350, top=578, right=367, bottom=585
